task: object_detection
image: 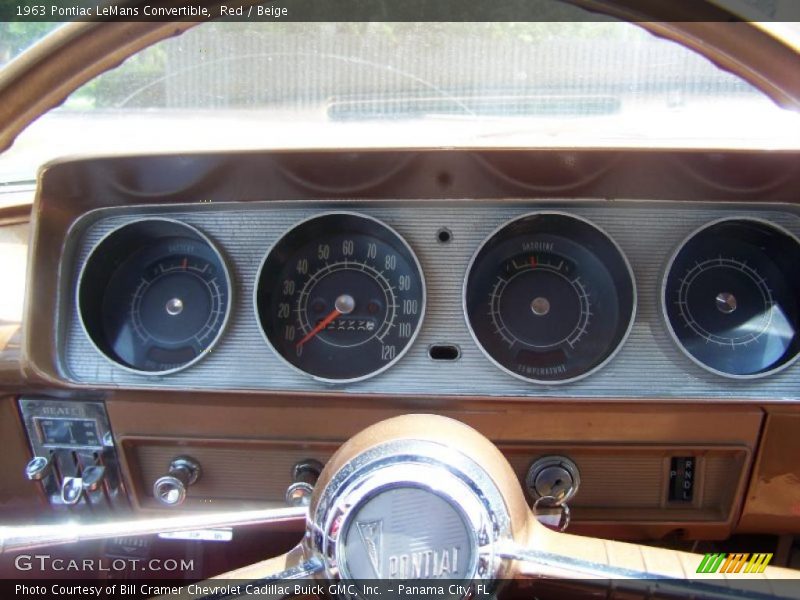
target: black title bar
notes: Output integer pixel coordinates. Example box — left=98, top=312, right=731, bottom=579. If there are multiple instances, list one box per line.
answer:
left=2, top=0, right=800, bottom=22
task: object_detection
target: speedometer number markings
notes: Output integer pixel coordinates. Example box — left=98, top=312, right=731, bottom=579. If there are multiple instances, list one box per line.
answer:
left=256, top=213, right=425, bottom=382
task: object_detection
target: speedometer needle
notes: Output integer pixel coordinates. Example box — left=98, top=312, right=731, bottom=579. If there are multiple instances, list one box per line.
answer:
left=295, top=309, right=342, bottom=349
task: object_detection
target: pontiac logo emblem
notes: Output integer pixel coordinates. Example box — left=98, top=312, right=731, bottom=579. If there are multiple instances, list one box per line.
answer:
left=356, top=519, right=383, bottom=577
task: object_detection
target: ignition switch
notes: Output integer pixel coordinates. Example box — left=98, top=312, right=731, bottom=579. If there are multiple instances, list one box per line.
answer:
left=525, top=455, right=580, bottom=531
left=525, top=455, right=581, bottom=504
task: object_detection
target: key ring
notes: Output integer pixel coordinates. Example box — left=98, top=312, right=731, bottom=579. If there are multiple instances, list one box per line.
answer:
left=532, top=495, right=571, bottom=532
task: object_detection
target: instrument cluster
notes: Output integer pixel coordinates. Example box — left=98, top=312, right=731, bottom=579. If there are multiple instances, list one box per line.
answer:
left=65, top=202, right=800, bottom=396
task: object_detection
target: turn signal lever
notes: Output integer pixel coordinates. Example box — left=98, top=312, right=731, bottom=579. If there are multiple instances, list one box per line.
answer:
left=152, top=456, right=201, bottom=507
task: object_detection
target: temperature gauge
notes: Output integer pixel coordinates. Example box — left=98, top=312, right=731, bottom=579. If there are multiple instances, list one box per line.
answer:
left=464, top=212, right=636, bottom=384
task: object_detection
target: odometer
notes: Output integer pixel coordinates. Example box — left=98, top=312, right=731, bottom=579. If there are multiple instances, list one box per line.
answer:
left=255, top=212, right=425, bottom=382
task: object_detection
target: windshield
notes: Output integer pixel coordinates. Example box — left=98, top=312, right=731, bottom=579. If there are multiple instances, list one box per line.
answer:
left=0, top=22, right=59, bottom=63
left=1, top=17, right=799, bottom=188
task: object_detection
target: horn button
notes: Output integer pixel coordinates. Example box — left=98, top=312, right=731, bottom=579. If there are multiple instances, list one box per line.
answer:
left=342, top=486, right=474, bottom=580
left=307, top=431, right=517, bottom=587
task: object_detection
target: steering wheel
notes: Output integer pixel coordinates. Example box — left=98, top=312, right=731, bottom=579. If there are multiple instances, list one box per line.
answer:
left=8, top=415, right=791, bottom=599
left=4, top=415, right=800, bottom=598
left=2, top=415, right=798, bottom=598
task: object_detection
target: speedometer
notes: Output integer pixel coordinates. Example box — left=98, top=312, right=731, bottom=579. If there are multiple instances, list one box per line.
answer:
left=464, top=212, right=636, bottom=384
left=255, top=212, right=425, bottom=382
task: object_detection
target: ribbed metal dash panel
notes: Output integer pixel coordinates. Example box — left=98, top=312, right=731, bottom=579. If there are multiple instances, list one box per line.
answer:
left=60, top=200, right=800, bottom=400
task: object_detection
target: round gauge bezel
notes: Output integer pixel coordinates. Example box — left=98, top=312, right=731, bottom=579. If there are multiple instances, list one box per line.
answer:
left=661, top=216, right=800, bottom=380
left=76, top=217, right=233, bottom=376
left=463, top=210, right=637, bottom=385
left=253, top=211, right=426, bottom=384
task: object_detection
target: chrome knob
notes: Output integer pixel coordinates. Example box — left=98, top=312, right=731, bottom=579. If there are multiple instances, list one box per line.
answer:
left=24, top=456, right=52, bottom=481
left=81, top=465, right=106, bottom=493
left=61, top=477, right=84, bottom=505
left=153, top=456, right=201, bottom=507
left=285, top=459, right=322, bottom=507
left=285, top=481, right=314, bottom=507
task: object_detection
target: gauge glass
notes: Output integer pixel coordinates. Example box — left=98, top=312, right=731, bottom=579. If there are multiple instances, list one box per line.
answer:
left=464, top=212, right=635, bottom=384
left=663, top=218, right=800, bottom=377
left=255, top=212, right=425, bottom=382
left=78, top=219, right=231, bottom=374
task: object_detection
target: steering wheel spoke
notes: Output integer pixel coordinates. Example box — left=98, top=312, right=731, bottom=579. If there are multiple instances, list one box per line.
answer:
left=207, top=546, right=322, bottom=582
left=182, top=547, right=323, bottom=600
left=501, top=520, right=800, bottom=599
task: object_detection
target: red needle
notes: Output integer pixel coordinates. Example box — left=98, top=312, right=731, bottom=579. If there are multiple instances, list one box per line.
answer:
left=295, top=309, right=342, bottom=349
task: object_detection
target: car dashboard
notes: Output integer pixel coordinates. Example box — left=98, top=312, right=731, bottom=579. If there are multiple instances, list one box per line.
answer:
left=2, top=147, right=800, bottom=568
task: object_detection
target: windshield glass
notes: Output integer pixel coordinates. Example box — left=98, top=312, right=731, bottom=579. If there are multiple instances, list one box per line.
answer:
left=0, top=22, right=60, bottom=64
left=1, top=17, right=799, bottom=187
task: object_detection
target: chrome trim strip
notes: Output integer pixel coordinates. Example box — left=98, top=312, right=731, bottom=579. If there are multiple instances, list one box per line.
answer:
left=0, top=506, right=306, bottom=553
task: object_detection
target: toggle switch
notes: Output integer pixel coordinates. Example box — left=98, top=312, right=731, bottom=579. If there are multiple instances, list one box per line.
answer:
left=25, top=456, right=53, bottom=481
left=82, top=465, right=106, bottom=493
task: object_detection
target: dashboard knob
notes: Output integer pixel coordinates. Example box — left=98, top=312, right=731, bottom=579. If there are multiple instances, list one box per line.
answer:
left=81, top=465, right=106, bottom=493
left=61, top=477, right=84, bottom=505
left=285, top=481, right=314, bottom=507
left=285, top=459, right=323, bottom=507
left=24, top=456, right=52, bottom=481
left=153, top=456, right=201, bottom=507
